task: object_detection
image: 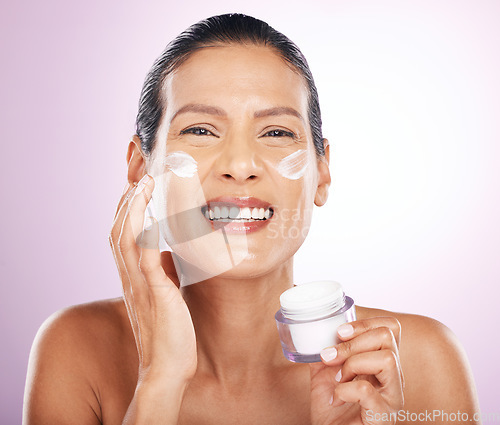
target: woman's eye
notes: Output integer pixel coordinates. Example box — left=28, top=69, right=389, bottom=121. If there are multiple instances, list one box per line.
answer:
left=180, top=127, right=216, bottom=137
left=263, top=129, right=295, bottom=138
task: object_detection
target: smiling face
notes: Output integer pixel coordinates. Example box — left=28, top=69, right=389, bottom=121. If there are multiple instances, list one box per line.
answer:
left=147, top=43, right=330, bottom=282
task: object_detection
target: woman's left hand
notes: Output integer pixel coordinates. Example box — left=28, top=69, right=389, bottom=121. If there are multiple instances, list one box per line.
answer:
left=310, top=317, right=404, bottom=425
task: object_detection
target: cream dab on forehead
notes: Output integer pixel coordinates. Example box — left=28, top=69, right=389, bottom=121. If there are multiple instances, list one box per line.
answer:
left=164, top=151, right=198, bottom=178
left=276, top=149, right=308, bottom=180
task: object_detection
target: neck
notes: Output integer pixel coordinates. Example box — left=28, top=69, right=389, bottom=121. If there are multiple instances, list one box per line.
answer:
left=180, top=259, right=294, bottom=385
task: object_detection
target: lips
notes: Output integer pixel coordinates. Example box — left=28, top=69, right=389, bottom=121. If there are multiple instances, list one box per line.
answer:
left=201, top=196, right=275, bottom=233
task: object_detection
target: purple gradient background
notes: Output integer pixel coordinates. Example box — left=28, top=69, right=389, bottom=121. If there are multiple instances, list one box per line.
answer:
left=1, top=0, right=499, bottom=423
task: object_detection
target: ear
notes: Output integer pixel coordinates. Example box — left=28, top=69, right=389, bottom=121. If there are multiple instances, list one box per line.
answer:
left=126, top=135, right=147, bottom=184
left=314, top=138, right=331, bottom=207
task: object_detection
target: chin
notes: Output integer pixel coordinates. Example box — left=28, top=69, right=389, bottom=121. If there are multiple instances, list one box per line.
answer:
left=174, top=245, right=294, bottom=285
left=216, top=254, right=274, bottom=279
left=216, top=245, right=298, bottom=280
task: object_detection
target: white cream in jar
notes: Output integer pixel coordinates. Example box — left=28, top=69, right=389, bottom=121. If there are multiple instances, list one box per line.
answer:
left=275, top=281, right=356, bottom=363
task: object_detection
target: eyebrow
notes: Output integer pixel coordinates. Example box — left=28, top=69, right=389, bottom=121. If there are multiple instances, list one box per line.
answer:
left=254, top=106, right=304, bottom=123
left=170, top=103, right=304, bottom=124
left=170, top=104, right=226, bottom=124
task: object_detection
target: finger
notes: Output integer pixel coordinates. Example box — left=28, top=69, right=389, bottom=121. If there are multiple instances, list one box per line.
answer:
left=111, top=176, right=152, bottom=337
left=119, top=175, right=156, bottom=310
left=137, top=217, right=172, bottom=288
left=128, top=176, right=177, bottom=287
left=332, top=380, right=392, bottom=417
left=112, top=184, right=136, bottom=228
left=309, top=362, right=341, bottom=388
left=337, top=317, right=401, bottom=347
left=112, top=175, right=164, bottom=365
left=108, top=231, right=142, bottom=361
left=336, top=350, right=404, bottom=406
left=321, top=327, right=404, bottom=388
left=109, top=181, right=140, bottom=311
left=137, top=216, right=159, bottom=250
left=114, top=147, right=145, bottom=219
left=128, top=177, right=154, bottom=246
left=114, top=182, right=136, bottom=220
left=109, top=179, right=150, bottom=360
left=161, top=251, right=180, bottom=288
left=310, top=362, right=342, bottom=410
left=321, top=326, right=398, bottom=366
left=122, top=175, right=180, bottom=316
left=117, top=178, right=160, bottom=366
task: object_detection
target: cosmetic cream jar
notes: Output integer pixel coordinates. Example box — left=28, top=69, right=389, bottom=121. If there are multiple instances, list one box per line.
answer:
left=275, top=281, right=356, bottom=363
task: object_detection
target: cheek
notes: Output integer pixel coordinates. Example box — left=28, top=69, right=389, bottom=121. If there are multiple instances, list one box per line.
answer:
left=275, top=149, right=309, bottom=180
left=146, top=148, right=208, bottom=248
left=149, top=151, right=208, bottom=243
left=272, top=175, right=317, bottom=249
left=158, top=170, right=250, bottom=285
left=164, top=151, right=198, bottom=177
left=276, top=150, right=318, bottom=210
left=164, top=173, right=208, bottom=243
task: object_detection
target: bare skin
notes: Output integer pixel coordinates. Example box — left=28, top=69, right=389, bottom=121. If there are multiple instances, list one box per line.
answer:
left=24, top=44, right=480, bottom=424
left=23, top=298, right=479, bottom=424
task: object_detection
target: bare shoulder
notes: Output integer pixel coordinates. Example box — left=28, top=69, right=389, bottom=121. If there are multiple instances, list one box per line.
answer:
left=356, top=304, right=458, bottom=349
left=23, top=297, right=134, bottom=425
left=36, top=297, right=129, bottom=342
left=356, top=306, right=481, bottom=420
left=30, top=297, right=131, bottom=369
left=356, top=305, right=471, bottom=366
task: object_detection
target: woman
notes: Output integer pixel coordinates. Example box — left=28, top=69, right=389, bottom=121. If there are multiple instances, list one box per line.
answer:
left=23, top=13, right=480, bottom=424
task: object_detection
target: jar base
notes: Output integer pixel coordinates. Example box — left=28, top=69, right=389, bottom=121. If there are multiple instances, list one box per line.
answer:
left=282, top=350, right=322, bottom=363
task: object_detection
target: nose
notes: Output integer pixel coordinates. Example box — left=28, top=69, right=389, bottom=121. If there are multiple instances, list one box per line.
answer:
left=213, top=131, right=264, bottom=184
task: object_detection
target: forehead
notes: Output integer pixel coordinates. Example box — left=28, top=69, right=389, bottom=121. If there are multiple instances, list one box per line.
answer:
left=163, top=44, right=309, bottom=118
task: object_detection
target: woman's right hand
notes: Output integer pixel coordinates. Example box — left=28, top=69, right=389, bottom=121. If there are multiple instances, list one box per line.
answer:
left=108, top=173, right=197, bottom=386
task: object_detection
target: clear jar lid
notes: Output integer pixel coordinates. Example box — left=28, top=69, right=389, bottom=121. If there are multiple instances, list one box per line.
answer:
left=280, top=281, right=346, bottom=321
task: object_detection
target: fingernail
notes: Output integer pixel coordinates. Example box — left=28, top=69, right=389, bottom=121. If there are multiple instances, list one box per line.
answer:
left=335, top=369, right=342, bottom=382
left=135, top=174, right=151, bottom=194
left=328, top=394, right=334, bottom=406
left=320, top=347, right=337, bottom=362
left=338, top=323, right=354, bottom=338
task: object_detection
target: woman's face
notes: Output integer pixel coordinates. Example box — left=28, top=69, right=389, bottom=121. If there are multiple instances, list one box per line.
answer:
left=148, top=44, right=330, bottom=282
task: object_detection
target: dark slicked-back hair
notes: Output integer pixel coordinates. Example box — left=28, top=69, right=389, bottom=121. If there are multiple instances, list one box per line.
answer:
left=136, top=13, right=324, bottom=157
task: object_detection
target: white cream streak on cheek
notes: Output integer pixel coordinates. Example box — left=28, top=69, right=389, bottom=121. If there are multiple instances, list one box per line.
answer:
left=276, top=149, right=308, bottom=180
left=164, top=151, right=198, bottom=178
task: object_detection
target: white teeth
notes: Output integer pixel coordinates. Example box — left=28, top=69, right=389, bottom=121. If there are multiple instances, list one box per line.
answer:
left=204, top=205, right=273, bottom=221
left=229, top=206, right=239, bottom=219
left=240, top=207, right=251, bottom=219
